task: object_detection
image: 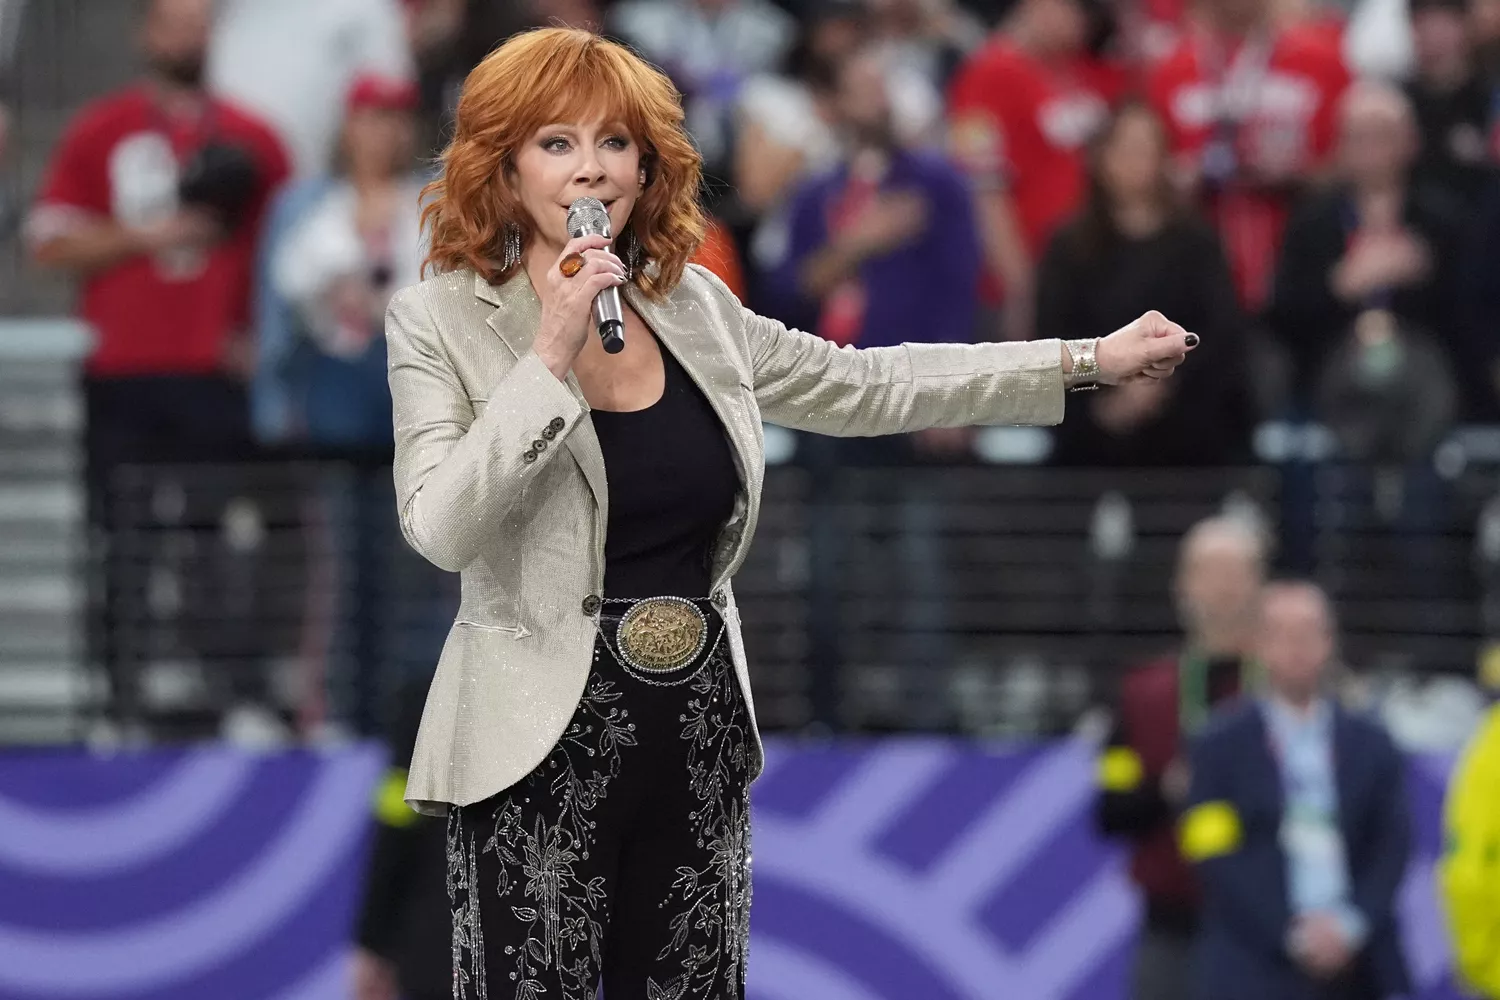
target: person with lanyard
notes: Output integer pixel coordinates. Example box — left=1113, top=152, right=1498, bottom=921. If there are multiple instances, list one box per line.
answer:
left=1096, top=515, right=1267, bottom=1000
left=1179, top=581, right=1411, bottom=1000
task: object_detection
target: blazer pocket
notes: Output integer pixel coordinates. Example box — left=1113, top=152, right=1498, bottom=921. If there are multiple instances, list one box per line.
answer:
left=453, top=619, right=527, bottom=637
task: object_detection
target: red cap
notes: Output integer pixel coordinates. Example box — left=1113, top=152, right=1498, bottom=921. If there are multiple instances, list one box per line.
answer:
left=346, top=73, right=420, bottom=113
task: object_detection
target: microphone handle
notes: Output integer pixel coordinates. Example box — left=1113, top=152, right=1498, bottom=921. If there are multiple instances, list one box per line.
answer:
left=592, top=283, right=626, bottom=355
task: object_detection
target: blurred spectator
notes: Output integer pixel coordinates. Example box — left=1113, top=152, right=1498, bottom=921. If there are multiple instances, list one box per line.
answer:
left=1097, top=516, right=1267, bottom=1000
left=1181, top=581, right=1410, bottom=1000
left=780, top=45, right=982, bottom=727
left=26, top=0, right=289, bottom=729
left=256, top=75, right=426, bottom=446
left=735, top=0, right=943, bottom=305
left=1439, top=692, right=1500, bottom=999
left=1405, top=0, right=1498, bottom=203
left=868, top=0, right=988, bottom=91
left=1456, top=175, right=1500, bottom=422
left=610, top=0, right=797, bottom=196
left=695, top=215, right=750, bottom=300
left=410, top=0, right=607, bottom=160
left=1474, top=0, right=1500, bottom=82
left=1039, top=103, right=1256, bottom=466
left=948, top=0, right=1119, bottom=341
left=779, top=46, right=981, bottom=355
left=208, top=0, right=414, bottom=179
left=397, top=0, right=467, bottom=156
left=1147, top=0, right=1351, bottom=313
left=1269, top=82, right=1461, bottom=424
left=254, top=74, right=449, bottom=736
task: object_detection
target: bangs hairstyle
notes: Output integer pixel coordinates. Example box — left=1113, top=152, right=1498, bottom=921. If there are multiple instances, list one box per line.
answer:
left=420, top=27, right=706, bottom=299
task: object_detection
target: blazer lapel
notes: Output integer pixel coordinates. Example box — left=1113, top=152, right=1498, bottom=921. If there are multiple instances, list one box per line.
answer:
left=474, top=273, right=608, bottom=519
left=627, top=285, right=753, bottom=491
left=1331, top=706, right=1360, bottom=843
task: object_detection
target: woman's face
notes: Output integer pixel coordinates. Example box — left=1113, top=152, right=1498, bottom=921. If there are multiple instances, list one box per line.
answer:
left=1099, top=109, right=1167, bottom=203
left=509, top=119, right=644, bottom=255
left=344, top=107, right=416, bottom=177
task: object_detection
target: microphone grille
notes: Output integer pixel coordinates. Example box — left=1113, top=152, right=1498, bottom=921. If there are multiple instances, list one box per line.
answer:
left=566, top=197, right=611, bottom=239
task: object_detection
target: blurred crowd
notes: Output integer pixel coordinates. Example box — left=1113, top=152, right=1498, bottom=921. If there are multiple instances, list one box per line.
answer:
left=6, top=0, right=1500, bottom=737
left=18, top=0, right=1500, bottom=481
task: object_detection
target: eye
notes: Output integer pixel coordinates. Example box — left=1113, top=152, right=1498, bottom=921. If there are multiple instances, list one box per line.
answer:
left=541, top=136, right=572, bottom=153
left=602, top=135, right=630, bottom=151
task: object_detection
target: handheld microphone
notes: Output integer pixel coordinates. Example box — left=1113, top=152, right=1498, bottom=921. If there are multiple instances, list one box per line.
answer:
left=565, top=196, right=625, bottom=355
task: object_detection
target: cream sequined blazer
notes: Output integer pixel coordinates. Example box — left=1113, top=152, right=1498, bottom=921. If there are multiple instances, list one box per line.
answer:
left=388, top=263, right=1067, bottom=815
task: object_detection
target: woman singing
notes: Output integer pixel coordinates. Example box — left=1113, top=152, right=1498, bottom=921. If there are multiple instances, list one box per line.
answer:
left=389, top=26, right=1197, bottom=1000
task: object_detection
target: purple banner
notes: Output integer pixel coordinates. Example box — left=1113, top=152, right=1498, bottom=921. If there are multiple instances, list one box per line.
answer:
left=0, top=739, right=1464, bottom=1000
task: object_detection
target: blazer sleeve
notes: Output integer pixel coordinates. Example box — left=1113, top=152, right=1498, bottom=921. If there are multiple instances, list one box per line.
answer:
left=385, top=284, right=589, bottom=572
left=1350, top=725, right=1411, bottom=938
left=1182, top=723, right=1292, bottom=958
left=691, top=265, right=1067, bottom=433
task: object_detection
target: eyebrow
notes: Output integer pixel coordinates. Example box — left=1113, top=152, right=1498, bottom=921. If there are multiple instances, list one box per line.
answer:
left=535, top=122, right=631, bottom=136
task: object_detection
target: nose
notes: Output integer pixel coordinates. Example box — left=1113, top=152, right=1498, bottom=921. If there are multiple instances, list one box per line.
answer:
left=573, top=147, right=607, bottom=187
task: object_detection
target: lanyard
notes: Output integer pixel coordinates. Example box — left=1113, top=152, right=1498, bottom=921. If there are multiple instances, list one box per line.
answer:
left=1178, top=650, right=1260, bottom=734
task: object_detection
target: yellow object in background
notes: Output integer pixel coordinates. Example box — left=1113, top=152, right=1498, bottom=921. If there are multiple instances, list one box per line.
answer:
left=1179, top=800, right=1244, bottom=862
left=1098, top=746, right=1145, bottom=792
left=1479, top=643, right=1500, bottom=694
left=373, top=768, right=419, bottom=829
left=1439, top=705, right=1500, bottom=999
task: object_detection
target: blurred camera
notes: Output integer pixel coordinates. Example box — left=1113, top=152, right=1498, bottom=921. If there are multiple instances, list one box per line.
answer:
left=177, top=142, right=261, bottom=231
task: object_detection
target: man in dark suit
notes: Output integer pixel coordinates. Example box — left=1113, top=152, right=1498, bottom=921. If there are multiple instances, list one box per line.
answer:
left=1179, top=581, right=1411, bottom=1000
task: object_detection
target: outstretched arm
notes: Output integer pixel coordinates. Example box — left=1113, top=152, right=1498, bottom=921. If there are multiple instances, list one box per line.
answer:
left=693, top=265, right=1199, bottom=436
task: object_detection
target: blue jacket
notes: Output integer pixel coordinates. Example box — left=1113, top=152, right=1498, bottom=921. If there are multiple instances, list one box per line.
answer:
left=1181, top=699, right=1411, bottom=1000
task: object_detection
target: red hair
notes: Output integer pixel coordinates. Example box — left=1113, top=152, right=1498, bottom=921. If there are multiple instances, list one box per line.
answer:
left=420, top=27, right=706, bottom=299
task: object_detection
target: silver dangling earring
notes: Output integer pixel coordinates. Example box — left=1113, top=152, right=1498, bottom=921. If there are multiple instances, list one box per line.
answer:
left=622, top=228, right=641, bottom=281
left=500, top=224, right=521, bottom=271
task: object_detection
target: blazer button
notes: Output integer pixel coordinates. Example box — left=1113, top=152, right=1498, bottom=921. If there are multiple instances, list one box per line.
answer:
left=522, top=449, right=538, bottom=463
left=542, top=426, right=557, bottom=440
left=533, top=439, right=547, bottom=452
left=581, top=595, right=601, bottom=615
left=549, top=417, right=566, bottom=432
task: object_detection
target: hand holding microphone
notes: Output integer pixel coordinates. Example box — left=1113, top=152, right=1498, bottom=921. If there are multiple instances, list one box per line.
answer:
left=533, top=208, right=628, bottom=381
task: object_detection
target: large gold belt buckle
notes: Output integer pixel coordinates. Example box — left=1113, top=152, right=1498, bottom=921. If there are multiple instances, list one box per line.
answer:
left=616, top=597, right=708, bottom=672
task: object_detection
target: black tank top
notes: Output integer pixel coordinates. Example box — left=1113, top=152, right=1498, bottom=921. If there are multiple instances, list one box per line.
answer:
left=590, top=346, right=739, bottom=600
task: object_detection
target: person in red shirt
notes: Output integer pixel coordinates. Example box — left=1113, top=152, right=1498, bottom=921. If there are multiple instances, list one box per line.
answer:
left=1146, top=0, right=1351, bottom=313
left=27, top=0, right=289, bottom=733
left=948, top=0, right=1121, bottom=341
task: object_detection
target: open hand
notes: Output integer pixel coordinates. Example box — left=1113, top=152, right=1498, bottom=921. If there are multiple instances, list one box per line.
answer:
left=1291, top=911, right=1354, bottom=980
left=1094, top=310, right=1198, bottom=385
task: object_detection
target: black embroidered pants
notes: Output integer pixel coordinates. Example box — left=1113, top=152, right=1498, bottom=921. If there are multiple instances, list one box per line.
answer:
left=447, top=606, right=753, bottom=1000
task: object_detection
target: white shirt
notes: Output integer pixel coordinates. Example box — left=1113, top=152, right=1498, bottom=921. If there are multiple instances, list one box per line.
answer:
left=208, top=0, right=414, bottom=178
left=270, top=176, right=428, bottom=358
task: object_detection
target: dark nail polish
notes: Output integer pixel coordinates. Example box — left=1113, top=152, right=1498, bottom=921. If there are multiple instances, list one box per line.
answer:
left=1184, top=333, right=1200, bottom=348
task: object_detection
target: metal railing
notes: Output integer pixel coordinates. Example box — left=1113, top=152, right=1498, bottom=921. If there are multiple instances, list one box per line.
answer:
left=8, top=448, right=1485, bottom=746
